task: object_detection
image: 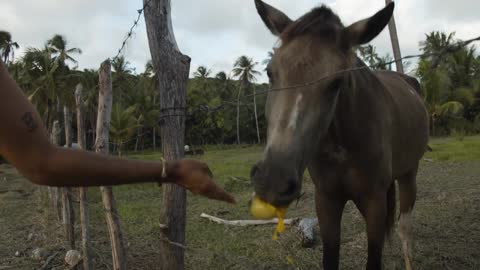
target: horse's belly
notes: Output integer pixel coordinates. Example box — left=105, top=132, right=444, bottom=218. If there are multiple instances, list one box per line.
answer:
left=389, top=85, right=429, bottom=177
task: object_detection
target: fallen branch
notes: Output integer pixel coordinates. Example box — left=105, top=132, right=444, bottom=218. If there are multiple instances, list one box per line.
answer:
left=200, top=213, right=318, bottom=247
left=200, top=213, right=298, bottom=226
left=39, top=251, right=59, bottom=270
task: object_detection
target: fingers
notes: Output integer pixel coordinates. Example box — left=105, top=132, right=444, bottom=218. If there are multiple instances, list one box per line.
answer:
left=200, top=181, right=236, bottom=204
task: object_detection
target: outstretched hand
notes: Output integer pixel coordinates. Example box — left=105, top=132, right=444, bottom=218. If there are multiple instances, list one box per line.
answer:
left=168, top=159, right=236, bottom=204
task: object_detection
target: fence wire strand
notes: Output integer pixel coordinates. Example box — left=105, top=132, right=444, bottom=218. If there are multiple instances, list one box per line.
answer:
left=111, top=0, right=153, bottom=62
left=52, top=3, right=480, bottom=262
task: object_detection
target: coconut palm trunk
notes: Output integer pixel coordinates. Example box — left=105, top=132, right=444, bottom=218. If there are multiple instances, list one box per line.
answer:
left=236, top=85, right=242, bottom=145
left=253, top=85, right=261, bottom=144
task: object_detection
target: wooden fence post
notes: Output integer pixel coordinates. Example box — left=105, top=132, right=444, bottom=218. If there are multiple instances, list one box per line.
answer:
left=144, top=1, right=190, bottom=269
left=96, top=59, right=127, bottom=270
left=50, top=120, right=62, bottom=222
left=75, top=83, right=93, bottom=270
left=62, top=105, right=75, bottom=249
left=385, top=0, right=404, bottom=73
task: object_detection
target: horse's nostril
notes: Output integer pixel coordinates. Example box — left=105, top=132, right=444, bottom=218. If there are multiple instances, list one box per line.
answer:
left=280, top=179, right=298, bottom=196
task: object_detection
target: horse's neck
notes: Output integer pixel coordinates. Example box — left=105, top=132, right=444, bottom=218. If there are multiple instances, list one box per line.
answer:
left=329, top=60, right=381, bottom=149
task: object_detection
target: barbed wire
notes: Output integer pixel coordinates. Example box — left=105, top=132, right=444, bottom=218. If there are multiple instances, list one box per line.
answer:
left=111, top=0, right=153, bottom=63
left=104, top=1, right=480, bottom=125
left=155, top=34, right=480, bottom=120
left=381, top=35, right=480, bottom=68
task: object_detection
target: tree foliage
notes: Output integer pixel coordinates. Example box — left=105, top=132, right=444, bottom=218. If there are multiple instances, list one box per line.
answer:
left=4, top=29, right=480, bottom=153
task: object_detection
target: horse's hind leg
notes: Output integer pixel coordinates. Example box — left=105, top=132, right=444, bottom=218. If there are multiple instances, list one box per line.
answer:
left=397, top=166, right=418, bottom=270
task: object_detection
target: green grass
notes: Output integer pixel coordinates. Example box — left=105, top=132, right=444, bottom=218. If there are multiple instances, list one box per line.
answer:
left=1, top=137, right=479, bottom=269
left=425, top=135, right=480, bottom=161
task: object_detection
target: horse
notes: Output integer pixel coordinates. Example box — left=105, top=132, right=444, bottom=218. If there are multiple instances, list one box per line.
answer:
left=250, top=1, right=429, bottom=269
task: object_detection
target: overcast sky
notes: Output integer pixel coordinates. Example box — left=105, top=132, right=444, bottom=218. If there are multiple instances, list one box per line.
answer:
left=1, top=0, right=479, bottom=82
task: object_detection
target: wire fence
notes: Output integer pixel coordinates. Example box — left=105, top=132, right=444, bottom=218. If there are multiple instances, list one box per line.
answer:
left=111, top=0, right=153, bottom=63
left=103, top=0, right=480, bottom=148
left=154, top=35, right=480, bottom=120
left=46, top=1, right=480, bottom=265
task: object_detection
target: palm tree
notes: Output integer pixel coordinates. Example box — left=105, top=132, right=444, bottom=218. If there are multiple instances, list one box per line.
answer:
left=112, top=56, right=133, bottom=75
left=46, top=35, right=82, bottom=140
left=232, top=56, right=261, bottom=144
left=0, top=31, right=19, bottom=64
left=193, top=66, right=212, bottom=96
left=141, top=60, right=159, bottom=150
left=110, top=104, right=139, bottom=156
left=215, top=71, right=227, bottom=81
left=215, top=71, right=232, bottom=100
left=22, top=47, right=61, bottom=130
left=47, top=34, right=82, bottom=68
left=144, top=60, right=155, bottom=77
left=80, top=69, right=99, bottom=147
left=112, top=56, right=133, bottom=104
left=193, top=66, right=211, bottom=78
left=417, top=31, right=480, bottom=135
left=262, top=51, right=274, bottom=70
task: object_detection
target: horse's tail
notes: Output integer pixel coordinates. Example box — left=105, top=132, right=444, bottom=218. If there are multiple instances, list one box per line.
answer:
left=386, top=181, right=396, bottom=239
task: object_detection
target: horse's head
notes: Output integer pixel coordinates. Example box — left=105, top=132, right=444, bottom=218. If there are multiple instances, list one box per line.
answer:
left=250, top=0, right=394, bottom=207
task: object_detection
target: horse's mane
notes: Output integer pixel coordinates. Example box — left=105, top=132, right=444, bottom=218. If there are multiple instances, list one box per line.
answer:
left=281, top=6, right=344, bottom=42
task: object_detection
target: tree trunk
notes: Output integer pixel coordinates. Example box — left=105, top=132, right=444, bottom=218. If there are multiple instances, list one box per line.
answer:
left=134, top=128, right=141, bottom=152
left=75, top=83, right=93, bottom=270
left=61, top=188, right=75, bottom=249
left=62, top=105, right=75, bottom=249
left=96, top=59, right=127, bottom=270
left=153, top=127, right=156, bottom=151
left=153, top=95, right=157, bottom=151
left=385, top=0, right=404, bottom=74
left=253, top=85, right=261, bottom=144
left=50, top=120, right=62, bottom=222
left=144, top=1, right=190, bottom=269
left=236, top=86, right=242, bottom=145
left=64, top=106, right=73, bottom=147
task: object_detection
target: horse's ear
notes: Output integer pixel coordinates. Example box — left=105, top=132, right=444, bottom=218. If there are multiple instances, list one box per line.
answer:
left=255, top=0, right=293, bottom=36
left=344, top=2, right=394, bottom=46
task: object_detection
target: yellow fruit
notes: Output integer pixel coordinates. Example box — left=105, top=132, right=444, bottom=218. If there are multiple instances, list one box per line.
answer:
left=250, top=196, right=289, bottom=240
left=250, top=196, right=277, bottom=219
left=273, top=207, right=287, bottom=240
left=276, top=208, right=286, bottom=233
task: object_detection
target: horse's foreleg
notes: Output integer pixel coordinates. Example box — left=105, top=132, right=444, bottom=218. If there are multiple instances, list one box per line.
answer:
left=315, top=190, right=346, bottom=270
left=355, top=192, right=388, bottom=270
left=397, top=167, right=418, bottom=270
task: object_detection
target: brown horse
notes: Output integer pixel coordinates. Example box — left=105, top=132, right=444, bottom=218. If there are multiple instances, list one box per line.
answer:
left=250, top=1, right=429, bottom=269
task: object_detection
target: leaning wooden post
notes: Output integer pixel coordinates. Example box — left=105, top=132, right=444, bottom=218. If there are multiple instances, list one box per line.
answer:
left=96, top=59, right=127, bottom=270
left=385, top=0, right=404, bottom=73
left=144, top=1, right=190, bottom=269
left=50, top=120, right=62, bottom=221
left=75, top=83, right=93, bottom=270
left=62, top=105, right=75, bottom=249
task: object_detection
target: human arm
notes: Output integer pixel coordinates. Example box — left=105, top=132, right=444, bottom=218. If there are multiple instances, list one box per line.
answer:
left=0, top=60, right=234, bottom=203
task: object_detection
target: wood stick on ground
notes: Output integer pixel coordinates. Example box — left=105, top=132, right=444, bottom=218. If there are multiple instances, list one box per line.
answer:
left=200, top=213, right=318, bottom=247
left=39, top=252, right=59, bottom=270
left=200, top=213, right=297, bottom=226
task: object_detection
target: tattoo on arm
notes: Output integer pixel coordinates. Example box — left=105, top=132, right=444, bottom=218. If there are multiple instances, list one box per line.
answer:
left=21, top=112, right=38, bottom=133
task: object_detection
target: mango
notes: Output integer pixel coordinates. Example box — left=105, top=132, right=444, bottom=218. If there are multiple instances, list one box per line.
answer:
left=250, top=196, right=277, bottom=219
left=250, top=196, right=288, bottom=240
